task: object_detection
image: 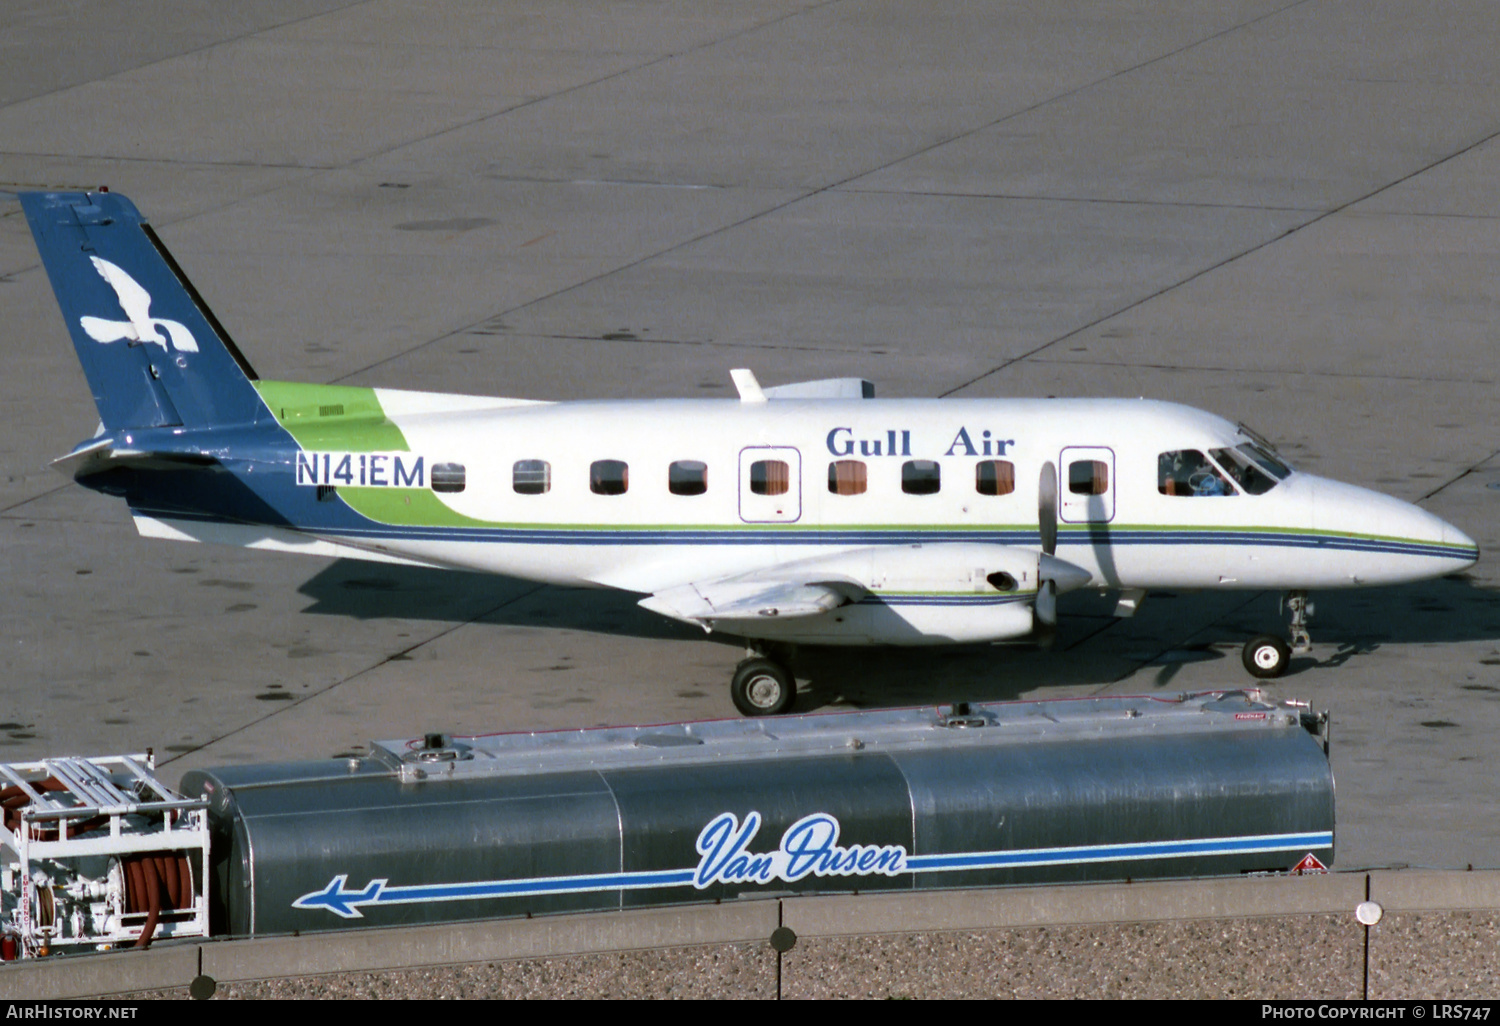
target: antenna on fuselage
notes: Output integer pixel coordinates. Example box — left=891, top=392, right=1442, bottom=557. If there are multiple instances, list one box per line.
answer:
left=730, top=368, right=766, bottom=403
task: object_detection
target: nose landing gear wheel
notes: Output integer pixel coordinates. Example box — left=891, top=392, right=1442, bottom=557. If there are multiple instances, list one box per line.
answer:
left=730, top=657, right=796, bottom=717
left=1243, top=635, right=1291, bottom=679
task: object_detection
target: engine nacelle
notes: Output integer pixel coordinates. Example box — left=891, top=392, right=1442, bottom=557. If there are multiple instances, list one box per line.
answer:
left=733, top=543, right=1089, bottom=645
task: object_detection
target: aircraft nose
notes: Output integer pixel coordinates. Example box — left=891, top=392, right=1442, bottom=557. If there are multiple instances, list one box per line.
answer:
left=1307, top=474, right=1479, bottom=581
left=1441, top=519, right=1480, bottom=569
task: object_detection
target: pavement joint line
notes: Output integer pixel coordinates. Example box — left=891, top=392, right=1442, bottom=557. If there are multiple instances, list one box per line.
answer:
left=1024, top=356, right=1495, bottom=386
left=328, top=0, right=1318, bottom=387
left=1418, top=447, right=1500, bottom=503
left=320, top=0, right=846, bottom=181
left=1099, top=592, right=1268, bottom=692
left=0, top=3, right=842, bottom=290
left=4, top=0, right=377, bottom=111
left=835, top=185, right=1325, bottom=215
left=463, top=331, right=887, bottom=357
left=1059, top=619, right=1120, bottom=654
left=1345, top=208, right=1500, bottom=222
left=0, top=149, right=335, bottom=171
left=833, top=0, right=1315, bottom=198
left=485, top=175, right=731, bottom=189
left=942, top=120, right=1500, bottom=398
left=0, top=482, right=71, bottom=516
left=157, top=581, right=549, bottom=766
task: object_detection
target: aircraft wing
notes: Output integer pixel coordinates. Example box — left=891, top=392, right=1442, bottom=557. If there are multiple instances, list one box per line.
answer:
left=639, top=575, right=867, bottom=627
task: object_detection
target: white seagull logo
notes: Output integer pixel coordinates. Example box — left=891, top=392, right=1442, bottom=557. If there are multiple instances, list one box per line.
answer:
left=79, top=256, right=199, bottom=353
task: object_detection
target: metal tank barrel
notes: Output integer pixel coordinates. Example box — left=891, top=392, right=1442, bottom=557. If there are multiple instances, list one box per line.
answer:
left=179, top=690, right=1333, bottom=937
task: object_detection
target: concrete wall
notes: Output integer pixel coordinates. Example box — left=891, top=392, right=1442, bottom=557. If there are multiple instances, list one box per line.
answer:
left=4, top=869, right=1500, bottom=999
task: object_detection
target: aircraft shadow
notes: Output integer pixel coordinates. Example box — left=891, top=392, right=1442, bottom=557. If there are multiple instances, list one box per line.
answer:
left=296, top=560, right=707, bottom=642
left=298, top=561, right=1499, bottom=708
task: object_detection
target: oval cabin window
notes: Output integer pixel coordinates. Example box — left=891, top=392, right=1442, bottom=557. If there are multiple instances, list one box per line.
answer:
left=669, top=460, right=708, bottom=496
left=431, top=463, right=466, bottom=494
left=902, top=460, right=941, bottom=495
left=975, top=460, right=1015, bottom=496
left=749, top=460, right=790, bottom=496
left=513, top=459, right=551, bottom=495
left=591, top=459, right=629, bottom=495
left=828, top=460, right=867, bottom=496
left=1068, top=459, right=1108, bottom=495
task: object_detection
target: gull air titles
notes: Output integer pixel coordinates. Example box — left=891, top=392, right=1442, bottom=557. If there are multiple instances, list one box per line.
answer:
left=826, top=427, right=912, bottom=458
left=825, top=427, right=1016, bottom=458
left=944, top=428, right=1015, bottom=458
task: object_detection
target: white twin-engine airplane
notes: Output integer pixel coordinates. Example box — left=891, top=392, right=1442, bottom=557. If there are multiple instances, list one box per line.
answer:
left=22, top=191, right=1480, bottom=715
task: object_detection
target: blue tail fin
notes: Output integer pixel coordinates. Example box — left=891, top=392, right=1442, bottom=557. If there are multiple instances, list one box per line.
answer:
left=21, top=191, right=265, bottom=431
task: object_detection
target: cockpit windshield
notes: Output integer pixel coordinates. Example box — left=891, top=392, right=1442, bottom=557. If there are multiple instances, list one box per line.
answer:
left=1159, top=439, right=1293, bottom=498
left=1238, top=441, right=1292, bottom=480
left=1159, top=450, right=1235, bottom=496
left=1235, top=425, right=1295, bottom=476
left=1209, top=445, right=1284, bottom=495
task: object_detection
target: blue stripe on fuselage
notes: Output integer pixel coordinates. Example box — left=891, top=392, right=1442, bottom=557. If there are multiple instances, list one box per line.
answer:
left=131, top=504, right=1473, bottom=564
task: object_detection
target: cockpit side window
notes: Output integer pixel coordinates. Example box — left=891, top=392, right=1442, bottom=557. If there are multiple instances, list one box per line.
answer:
left=1158, top=450, right=1235, bottom=497
left=1209, top=447, right=1278, bottom=495
left=1238, top=442, right=1292, bottom=480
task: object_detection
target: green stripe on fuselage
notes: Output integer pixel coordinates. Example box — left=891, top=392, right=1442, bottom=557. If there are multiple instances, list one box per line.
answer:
left=255, top=381, right=406, bottom=450
left=254, top=380, right=488, bottom=527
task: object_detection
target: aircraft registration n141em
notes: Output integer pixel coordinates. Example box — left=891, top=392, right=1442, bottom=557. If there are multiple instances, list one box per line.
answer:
left=22, top=191, right=1480, bottom=716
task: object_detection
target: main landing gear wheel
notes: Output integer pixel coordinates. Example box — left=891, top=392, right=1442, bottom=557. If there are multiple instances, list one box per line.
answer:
left=730, top=657, right=796, bottom=717
left=1242, top=635, right=1291, bottom=679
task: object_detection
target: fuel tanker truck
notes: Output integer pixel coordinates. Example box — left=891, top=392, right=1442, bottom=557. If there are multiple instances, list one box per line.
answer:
left=0, top=689, right=1332, bottom=958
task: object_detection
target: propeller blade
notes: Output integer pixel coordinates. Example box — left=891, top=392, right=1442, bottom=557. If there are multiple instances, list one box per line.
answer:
left=1035, top=578, right=1057, bottom=627
left=1038, top=460, right=1058, bottom=556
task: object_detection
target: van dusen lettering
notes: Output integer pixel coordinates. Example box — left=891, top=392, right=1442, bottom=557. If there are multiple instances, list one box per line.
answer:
left=693, top=811, right=907, bottom=887
left=295, top=451, right=425, bottom=488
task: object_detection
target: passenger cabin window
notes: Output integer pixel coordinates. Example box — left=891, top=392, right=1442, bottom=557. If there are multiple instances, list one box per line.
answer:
left=1158, top=450, right=1233, bottom=497
left=431, top=462, right=466, bottom=494
left=513, top=459, right=551, bottom=495
left=590, top=459, right=629, bottom=495
left=1068, top=460, right=1108, bottom=496
left=669, top=460, right=708, bottom=496
left=1209, top=446, right=1282, bottom=495
left=749, top=460, right=790, bottom=496
left=975, top=460, right=1015, bottom=496
left=828, top=460, right=867, bottom=496
left=902, top=460, right=941, bottom=495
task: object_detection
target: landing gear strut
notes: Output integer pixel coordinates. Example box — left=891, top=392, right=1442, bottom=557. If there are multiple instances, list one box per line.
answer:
left=730, top=647, right=797, bottom=717
left=1241, top=590, right=1313, bottom=679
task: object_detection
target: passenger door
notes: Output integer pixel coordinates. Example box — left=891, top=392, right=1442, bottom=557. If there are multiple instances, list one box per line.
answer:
left=1060, top=446, right=1115, bottom=523
left=738, top=447, right=801, bottom=523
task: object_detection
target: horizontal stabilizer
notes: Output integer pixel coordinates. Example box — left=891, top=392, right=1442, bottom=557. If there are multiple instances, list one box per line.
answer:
left=51, top=437, right=215, bottom=480
left=133, top=515, right=445, bottom=569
